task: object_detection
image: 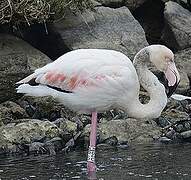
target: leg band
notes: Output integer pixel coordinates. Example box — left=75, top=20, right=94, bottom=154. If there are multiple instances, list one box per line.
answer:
left=87, top=146, right=96, bottom=163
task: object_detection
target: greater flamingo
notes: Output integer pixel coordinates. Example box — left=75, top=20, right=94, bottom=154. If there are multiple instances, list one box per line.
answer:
left=16, top=45, right=180, bottom=173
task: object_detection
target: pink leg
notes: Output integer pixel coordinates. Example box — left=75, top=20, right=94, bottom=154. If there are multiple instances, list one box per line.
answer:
left=87, top=111, right=97, bottom=172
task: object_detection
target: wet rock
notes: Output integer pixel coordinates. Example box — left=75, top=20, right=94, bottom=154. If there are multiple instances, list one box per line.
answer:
left=164, top=1, right=191, bottom=50
left=181, top=130, right=191, bottom=139
left=175, top=124, right=184, bottom=133
left=45, top=137, right=63, bottom=152
left=184, top=122, right=191, bottom=130
left=157, top=117, right=170, bottom=128
left=62, top=131, right=82, bottom=152
left=29, top=142, right=47, bottom=155
left=165, top=128, right=176, bottom=139
left=0, top=119, right=62, bottom=154
left=0, top=101, right=28, bottom=125
left=101, top=136, right=118, bottom=146
left=0, top=34, right=52, bottom=103
left=83, top=118, right=161, bottom=144
left=97, top=143, right=116, bottom=151
left=54, top=6, right=148, bottom=60
left=18, top=96, right=65, bottom=121
left=158, top=136, right=172, bottom=143
left=160, top=105, right=189, bottom=125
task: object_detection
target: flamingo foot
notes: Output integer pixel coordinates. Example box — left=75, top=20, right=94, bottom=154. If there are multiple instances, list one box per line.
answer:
left=87, top=161, right=97, bottom=172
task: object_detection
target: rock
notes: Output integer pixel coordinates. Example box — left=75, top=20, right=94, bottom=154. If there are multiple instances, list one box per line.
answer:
left=158, top=136, right=172, bottom=143
left=161, top=108, right=189, bottom=124
left=181, top=130, right=191, bottom=138
left=174, top=48, right=191, bottom=92
left=59, top=118, right=78, bottom=135
left=0, top=34, right=52, bottom=103
left=175, top=124, right=184, bottom=132
left=54, top=118, right=78, bottom=144
left=96, top=0, right=123, bottom=6
left=101, top=136, right=118, bottom=146
left=83, top=118, right=161, bottom=144
left=164, top=1, right=191, bottom=50
left=0, top=101, right=28, bottom=125
left=29, top=142, right=47, bottom=154
left=45, top=137, right=63, bottom=152
left=0, top=119, right=61, bottom=154
left=184, top=121, right=191, bottom=130
left=157, top=117, right=170, bottom=128
left=18, top=96, right=65, bottom=121
left=124, top=0, right=147, bottom=10
left=165, top=128, right=176, bottom=139
left=54, top=6, right=148, bottom=60
left=96, top=0, right=147, bottom=10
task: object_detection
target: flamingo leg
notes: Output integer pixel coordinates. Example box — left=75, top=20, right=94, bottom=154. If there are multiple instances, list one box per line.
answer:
left=87, top=111, right=97, bottom=172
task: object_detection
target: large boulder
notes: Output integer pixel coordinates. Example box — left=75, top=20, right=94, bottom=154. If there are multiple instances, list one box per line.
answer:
left=163, top=1, right=191, bottom=50
left=83, top=118, right=161, bottom=144
left=0, top=34, right=52, bottom=103
left=53, top=6, right=148, bottom=60
left=174, top=48, right=191, bottom=92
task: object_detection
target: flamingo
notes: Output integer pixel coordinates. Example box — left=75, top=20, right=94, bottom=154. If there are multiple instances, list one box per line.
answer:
left=16, top=45, right=180, bottom=173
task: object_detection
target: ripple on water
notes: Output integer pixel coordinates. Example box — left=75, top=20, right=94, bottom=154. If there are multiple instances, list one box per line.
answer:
left=0, top=143, right=191, bottom=179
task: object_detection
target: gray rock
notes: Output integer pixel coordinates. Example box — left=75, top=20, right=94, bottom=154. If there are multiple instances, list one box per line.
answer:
left=175, top=124, right=184, bottom=132
left=124, top=0, right=147, bottom=10
left=164, top=1, right=191, bottom=50
left=174, top=48, right=191, bottom=92
left=54, top=6, right=148, bottom=60
left=0, top=101, right=28, bottom=125
left=165, top=128, right=176, bottom=139
left=59, top=118, right=78, bottom=135
left=184, top=122, right=191, bottom=130
left=18, top=96, right=64, bottom=121
left=96, top=0, right=147, bottom=10
left=181, top=130, right=191, bottom=138
left=83, top=118, right=161, bottom=144
left=158, top=136, right=172, bottom=143
left=97, top=0, right=123, bottom=6
left=0, top=119, right=61, bottom=154
left=0, top=34, right=52, bottom=103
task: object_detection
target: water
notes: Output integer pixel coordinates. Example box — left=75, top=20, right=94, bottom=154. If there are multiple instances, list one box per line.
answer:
left=0, top=143, right=191, bottom=180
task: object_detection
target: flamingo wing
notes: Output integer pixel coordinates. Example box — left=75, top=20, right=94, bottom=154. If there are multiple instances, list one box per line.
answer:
left=18, top=49, right=136, bottom=92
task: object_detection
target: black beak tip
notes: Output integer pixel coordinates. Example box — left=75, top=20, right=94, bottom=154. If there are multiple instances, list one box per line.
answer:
left=166, top=81, right=180, bottom=98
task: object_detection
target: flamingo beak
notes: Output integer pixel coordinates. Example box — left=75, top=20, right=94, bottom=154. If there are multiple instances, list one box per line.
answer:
left=164, top=62, right=180, bottom=97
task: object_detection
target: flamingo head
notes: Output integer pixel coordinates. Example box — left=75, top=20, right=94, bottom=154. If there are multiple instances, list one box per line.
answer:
left=148, top=45, right=180, bottom=97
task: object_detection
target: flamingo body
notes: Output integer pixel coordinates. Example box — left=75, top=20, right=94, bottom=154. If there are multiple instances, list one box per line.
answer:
left=16, top=45, right=180, bottom=173
left=17, top=49, right=139, bottom=113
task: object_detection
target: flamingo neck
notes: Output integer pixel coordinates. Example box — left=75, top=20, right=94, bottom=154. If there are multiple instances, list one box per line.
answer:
left=127, top=48, right=168, bottom=119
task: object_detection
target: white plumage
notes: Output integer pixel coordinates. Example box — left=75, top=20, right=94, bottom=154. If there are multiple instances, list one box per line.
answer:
left=17, top=49, right=138, bottom=113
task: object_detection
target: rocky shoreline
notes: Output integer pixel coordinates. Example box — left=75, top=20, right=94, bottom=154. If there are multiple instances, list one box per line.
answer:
left=0, top=94, right=190, bottom=156
left=0, top=0, right=191, bottom=156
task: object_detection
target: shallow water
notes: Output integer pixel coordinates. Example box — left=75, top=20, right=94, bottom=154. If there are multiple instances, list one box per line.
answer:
left=0, top=143, right=191, bottom=180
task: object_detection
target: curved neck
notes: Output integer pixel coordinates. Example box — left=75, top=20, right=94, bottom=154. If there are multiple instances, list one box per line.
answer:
left=127, top=48, right=167, bottom=119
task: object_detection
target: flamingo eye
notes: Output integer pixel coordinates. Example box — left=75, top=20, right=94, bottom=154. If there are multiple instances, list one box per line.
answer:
left=165, top=57, right=173, bottom=63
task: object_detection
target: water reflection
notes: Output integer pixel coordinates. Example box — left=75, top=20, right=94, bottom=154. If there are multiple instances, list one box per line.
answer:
left=0, top=143, right=191, bottom=179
